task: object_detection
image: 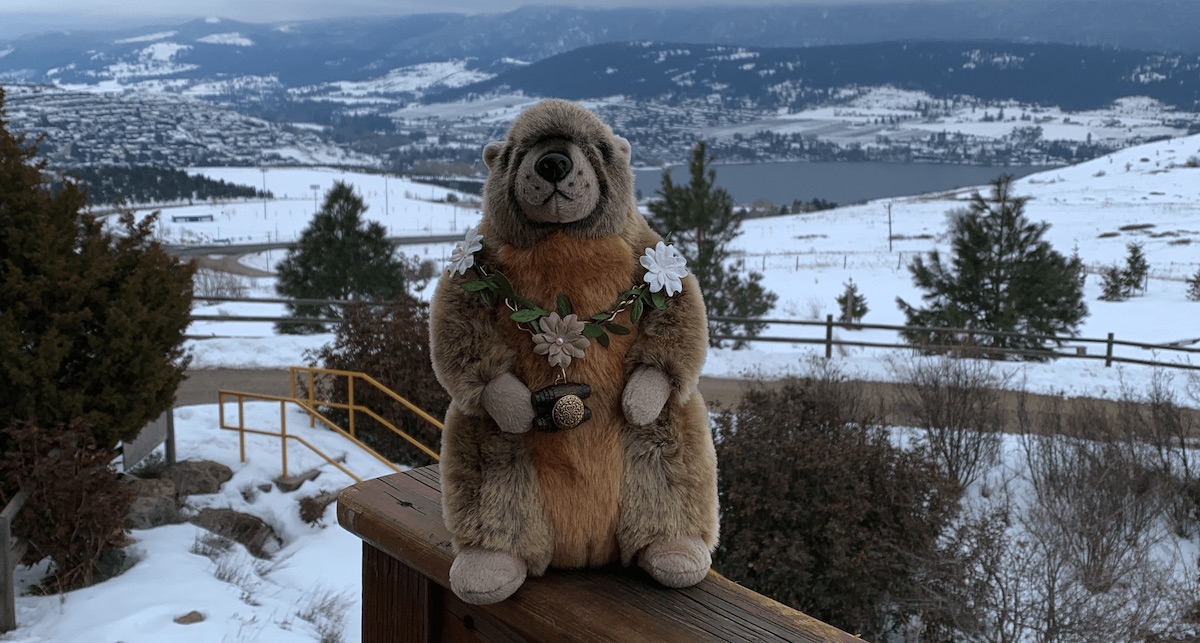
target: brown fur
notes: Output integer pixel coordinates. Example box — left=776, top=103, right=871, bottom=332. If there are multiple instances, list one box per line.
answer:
left=431, top=99, right=718, bottom=582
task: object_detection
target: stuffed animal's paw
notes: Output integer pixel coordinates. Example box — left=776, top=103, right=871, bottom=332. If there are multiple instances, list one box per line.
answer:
left=638, top=534, right=711, bottom=589
left=622, top=365, right=670, bottom=425
left=450, top=547, right=528, bottom=605
left=481, top=372, right=535, bottom=433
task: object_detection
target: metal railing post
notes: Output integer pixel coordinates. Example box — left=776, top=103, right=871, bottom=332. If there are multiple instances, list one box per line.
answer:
left=349, top=376, right=356, bottom=440
left=237, top=396, right=246, bottom=463
left=280, top=400, right=289, bottom=478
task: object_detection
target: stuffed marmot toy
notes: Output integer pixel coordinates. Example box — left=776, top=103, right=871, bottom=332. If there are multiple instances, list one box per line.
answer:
left=430, top=99, right=718, bottom=605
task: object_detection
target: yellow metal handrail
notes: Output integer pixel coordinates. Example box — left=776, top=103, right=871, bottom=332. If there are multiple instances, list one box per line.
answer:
left=217, top=390, right=405, bottom=483
left=289, top=365, right=442, bottom=462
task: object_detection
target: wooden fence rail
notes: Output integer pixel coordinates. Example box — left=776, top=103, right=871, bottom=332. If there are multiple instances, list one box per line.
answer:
left=188, top=299, right=1200, bottom=372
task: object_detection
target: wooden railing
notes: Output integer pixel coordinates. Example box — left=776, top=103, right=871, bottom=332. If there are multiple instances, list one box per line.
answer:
left=337, top=465, right=861, bottom=642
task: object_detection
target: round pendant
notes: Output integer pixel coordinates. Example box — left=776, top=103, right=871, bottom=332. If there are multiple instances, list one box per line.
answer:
left=551, top=394, right=586, bottom=430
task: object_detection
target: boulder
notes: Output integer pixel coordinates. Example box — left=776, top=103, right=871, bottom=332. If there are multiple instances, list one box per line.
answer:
left=274, top=468, right=321, bottom=493
left=164, top=460, right=233, bottom=497
left=174, top=610, right=205, bottom=625
left=122, top=476, right=179, bottom=530
left=190, top=508, right=281, bottom=559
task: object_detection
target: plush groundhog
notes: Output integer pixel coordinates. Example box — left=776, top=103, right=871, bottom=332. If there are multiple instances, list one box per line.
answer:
left=429, top=99, right=718, bottom=605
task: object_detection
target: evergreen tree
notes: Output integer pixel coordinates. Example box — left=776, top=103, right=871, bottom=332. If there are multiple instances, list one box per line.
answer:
left=1122, top=241, right=1149, bottom=296
left=1098, top=264, right=1129, bottom=302
left=896, top=175, right=1087, bottom=357
left=0, top=88, right=194, bottom=450
left=647, top=141, right=777, bottom=348
left=836, top=279, right=869, bottom=328
left=275, top=181, right=414, bottom=334
left=1186, top=267, right=1200, bottom=302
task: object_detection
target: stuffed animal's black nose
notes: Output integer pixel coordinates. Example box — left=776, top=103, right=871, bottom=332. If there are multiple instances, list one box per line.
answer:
left=535, top=152, right=572, bottom=183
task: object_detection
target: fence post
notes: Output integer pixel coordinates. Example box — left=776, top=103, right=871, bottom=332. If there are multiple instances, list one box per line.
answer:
left=1, top=491, right=27, bottom=633
left=165, top=408, right=176, bottom=466
left=825, top=314, right=834, bottom=359
left=1105, top=332, right=1114, bottom=367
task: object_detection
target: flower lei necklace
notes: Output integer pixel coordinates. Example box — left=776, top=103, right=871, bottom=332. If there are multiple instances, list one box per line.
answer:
left=447, top=226, right=688, bottom=378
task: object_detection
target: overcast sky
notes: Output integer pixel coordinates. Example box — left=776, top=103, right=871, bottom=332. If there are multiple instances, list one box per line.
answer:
left=0, top=0, right=922, bottom=39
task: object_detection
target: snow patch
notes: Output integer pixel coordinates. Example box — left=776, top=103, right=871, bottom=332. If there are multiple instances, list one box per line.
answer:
left=197, top=33, right=255, bottom=47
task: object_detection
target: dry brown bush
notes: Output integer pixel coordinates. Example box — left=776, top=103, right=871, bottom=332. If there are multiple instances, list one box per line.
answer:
left=1, top=419, right=134, bottom=593
left=712, top=362, right=961, bottom=639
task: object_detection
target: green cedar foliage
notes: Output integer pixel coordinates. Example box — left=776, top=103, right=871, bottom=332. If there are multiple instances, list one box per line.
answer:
left=274, top=181, right=415, bottom=334
left=896, top=175, right=1087, bottom=357
left=0, top=89, right=194, bottom=450
left=647, top=141, right=777, bottom=348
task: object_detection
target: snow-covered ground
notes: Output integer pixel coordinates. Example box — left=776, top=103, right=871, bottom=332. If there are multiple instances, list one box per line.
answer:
left=7, top=133, right=1199, bottom=642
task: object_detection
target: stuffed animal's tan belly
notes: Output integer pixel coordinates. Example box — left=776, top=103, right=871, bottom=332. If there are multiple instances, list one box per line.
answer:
left=511, top=323, right=633, bottom=568
left=526, top=398, right=624, bottom=567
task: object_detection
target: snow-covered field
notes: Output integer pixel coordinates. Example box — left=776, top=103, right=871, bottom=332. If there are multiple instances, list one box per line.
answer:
left=7, top=133, right=1200, bottom=642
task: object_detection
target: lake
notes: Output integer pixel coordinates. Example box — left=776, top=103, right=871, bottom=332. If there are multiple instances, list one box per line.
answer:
left=633, top=161, right=1053, bottom=207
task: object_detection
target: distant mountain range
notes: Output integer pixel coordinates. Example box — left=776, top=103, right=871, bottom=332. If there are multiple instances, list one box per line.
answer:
left=430, top=41, right=1200, bottom=113
left=2, top=5, right=1199, bottom=172
left=2, top=0, right=1199, bottom=88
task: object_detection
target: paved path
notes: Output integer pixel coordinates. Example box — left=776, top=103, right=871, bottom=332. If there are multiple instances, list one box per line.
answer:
left=176, top=367, right=1200, bottom=437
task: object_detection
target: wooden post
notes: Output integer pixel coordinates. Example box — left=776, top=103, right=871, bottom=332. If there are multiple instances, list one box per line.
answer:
left=1105, top=332, right=1114, bottom=367
left=825, top=314, right=834, bottom=359
left=1, top=491, right=28, bottom=633
left=165, top=407, right=177, bottom=466
left=338, top=466, right=860, bottom=642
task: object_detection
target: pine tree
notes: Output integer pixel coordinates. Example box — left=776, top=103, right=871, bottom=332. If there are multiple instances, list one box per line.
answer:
left=0, top=88, right=194, bottom=450
left=1186, top=267, right=1200, bottom=302
left=836, top=279, right=869, bottom=328
left=1122, top=241, right=1149, bottom=296
left=647, top=141, right=777, bottom=348
left=275, top=181, right=414, bottom=334
left=1098, top=264, right=1129, bottom=302
left=896, top=175, right=1087, bottom=357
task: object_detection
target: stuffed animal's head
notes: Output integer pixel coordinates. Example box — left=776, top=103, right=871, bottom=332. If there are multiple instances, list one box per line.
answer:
left=481, top=99, right=637, bottom=248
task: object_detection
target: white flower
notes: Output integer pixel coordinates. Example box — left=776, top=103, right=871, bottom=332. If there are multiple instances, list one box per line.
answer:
left=447, top=226, right=484, bottom=275
left=532, top=313, right=589, bottom=369
left=640, top=241, right=688, bottom=296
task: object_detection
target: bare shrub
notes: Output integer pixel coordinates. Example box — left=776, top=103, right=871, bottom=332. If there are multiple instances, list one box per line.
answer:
left=712, top=360, right=961, bottom=639
left=1117, top=370, right=1200, bottom=536
left=888, top=355, right=1007, bottom=488
left=1010, top=396, right=1197, bottom=641
left=296, top=586, right=353, bottom=643
left=304, top=296, right=449, bottom=466
left=193, top=267, right=247, bottom=303
left=1, top=419, right=135, bottom=593
left=190, top=532, right=235, bottom=561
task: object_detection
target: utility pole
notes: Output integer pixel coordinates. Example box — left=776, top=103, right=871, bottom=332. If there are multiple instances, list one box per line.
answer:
left=261, top=168, right=268, bottom=220
left=310, top=184, right=320, bottom=211
left=385, top=174, right=390, bottom=216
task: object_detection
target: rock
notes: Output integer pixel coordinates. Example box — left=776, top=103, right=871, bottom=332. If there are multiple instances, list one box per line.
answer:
left=274, top=468, right=321, bottom=493
left=174, top=610, right=205, bottom=625
left=190, top=508, right=281, bottom=559
left=122, top=476, right=179, bottom=530
left=298, top=491, right=339, bottom=525
left=164, top=460, right=233, bottom=497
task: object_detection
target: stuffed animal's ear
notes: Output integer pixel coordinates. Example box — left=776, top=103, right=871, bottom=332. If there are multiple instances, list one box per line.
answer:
left=483, top=141, right=504, bottom=169
left=614, top=135, right=632, bottom=160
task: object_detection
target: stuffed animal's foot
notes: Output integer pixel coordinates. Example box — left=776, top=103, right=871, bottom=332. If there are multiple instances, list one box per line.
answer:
left=638, top=534, right=710, bottom=589
left=450, top=548, right=528, bottom=605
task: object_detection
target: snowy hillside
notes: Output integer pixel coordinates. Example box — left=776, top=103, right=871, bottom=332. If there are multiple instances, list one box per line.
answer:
left=6, top=133, right=1197, bottom=643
